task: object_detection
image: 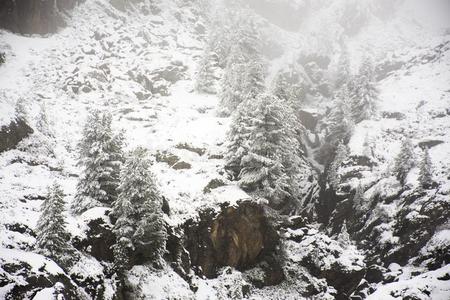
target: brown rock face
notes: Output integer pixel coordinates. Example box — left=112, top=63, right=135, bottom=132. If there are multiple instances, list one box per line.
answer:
left=183, top=201, right=279, bottom=278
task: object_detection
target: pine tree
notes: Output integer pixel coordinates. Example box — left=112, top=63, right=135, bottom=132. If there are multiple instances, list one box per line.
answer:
left=328, top=141, right=349, bottom=189
left=393, top=138, right=415, bottom=185
left=236, top=94, right=303, bottom=206
left=72, top=110, right=124, bottom=214
left=224, top=99, right=253, bottom=179
left=335, top=48, right=351, bottom=88
left=419, top=147, right=433, bottom=189
left=112, top=147, right=167, bottom=270
left=337, top=221, right=351, bottom=247
left=195, top=47, right=218, bottom=94
left=352, top=183, right=365, bottom=213
left=349, top=57, right=378, bottom=123
left=15, top=98, right=28, bottom=120
left=36, top=103, right=54, bottom=138
left=36, top=182, right=74, bottom=266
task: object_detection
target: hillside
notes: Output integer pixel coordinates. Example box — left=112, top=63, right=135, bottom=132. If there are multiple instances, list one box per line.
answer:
left=0, top=0, right=449, bottom=299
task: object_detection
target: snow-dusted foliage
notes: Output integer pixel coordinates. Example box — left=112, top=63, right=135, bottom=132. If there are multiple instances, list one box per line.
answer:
left=393, top=138, right=415, bottom=185
left=72, top=110, right=124, bottom=214
left=35, top=182, right=74, bottom=266
left=112, top=147, right=167, bottom=270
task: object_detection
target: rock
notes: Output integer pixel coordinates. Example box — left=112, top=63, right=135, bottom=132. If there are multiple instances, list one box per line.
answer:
left=298, top=110, right=320, bottom=131
left=183, top=201, right=279, bottom=278
left=0, top=0, right=81, bottom=35
left=175, top=143, right=206, bottom=156
left=366, top=265, right=387, bottom=283
left=418, top=139, right=444, bottom=149
left=155, top=151, right=180, bottom=166
left=74, top=217, right=115, bottom=262
left=381, top=111, right=406, bottom=120
left=0, top=118, right=33, bottom=153
left=172, top=161, right=191, bottom=170
left=203, top=179, right=226, bottom=193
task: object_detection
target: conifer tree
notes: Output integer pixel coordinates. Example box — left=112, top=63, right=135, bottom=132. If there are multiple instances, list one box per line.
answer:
left=36, top=103, right=54, bottom=138
left=352, top=183, right=365, bottom=213
left=236, top=94, right=303, bottom=206
left=393, top=138, right=415, bottom=185
left=72, top=110, right=124, bottom=214
left=349, top=57, right=378, bottom=123
left=112, top=147, right=167, bottom=271
left=328, top=141, right=349, bottom=189
left=36, top=182, right=73, bottom=266
left=195, top=47, right=218, bottom=94
left=419, top=147, right=433, bottom=189
left=335, top=48, right=351, bottom=88
left=224, top=99, right=253, bottom=179
left=337, top=221, right=351, bottom=247
left=15, top=98, right=28, bottom=120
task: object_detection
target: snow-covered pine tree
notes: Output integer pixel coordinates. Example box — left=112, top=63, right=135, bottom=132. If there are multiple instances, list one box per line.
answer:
left=335, top=47, right=351, bottom=88
left=352, top=183, right=365, bottom=213
left=195, top=46, right=218, bottom=94
left=393, top=138, right=415, bottom=185
left=15, top=98, right=28, bottom=120
left=419, top=147, right=433, bottom=189
left=224, top=99, right=253, bottom=179
left=349, top=57, right=378, bottom=123
left=237, top=93, right=302, bottom=207
left=36, top=103, right=54, bottom=138
left=328, top=141, right=349, bottom=189
left=36, top=182, right=74, bottom=266
left=72, top=110, right=124, bottom=214
left=112, top=147, right=167, bottom=268
left=337, top=221, right=351, bottom=247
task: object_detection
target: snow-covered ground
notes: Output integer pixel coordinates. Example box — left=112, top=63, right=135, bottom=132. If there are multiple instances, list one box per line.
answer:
left=0, top=0, right=449, bottom=299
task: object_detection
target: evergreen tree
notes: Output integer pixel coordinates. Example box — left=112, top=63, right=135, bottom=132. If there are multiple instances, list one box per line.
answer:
left=36, top=103, right=54, bottom=138
left=352, top=183, right=365, bottom=213
left=224, top=99, right=253, bottom=179
left=72, top=110, right=124, bottom=214
left=335, top=48, right=351, bottom=88
left=112, top=147, right=167, bottom=271
left=195, top=46, right=218, bottom=94
left=349, top=57, right=378, bottom=123
left=337, top=221, right=351, bottom=247
left=36, top=182, right=74, bottom=266
left=236, top=94, right=303, bottom=206
left=393, top=138, right=415, bottom=185
left=15, top=98, right=28, bottom=120
left=419, top=147, right=433, bottom=189
left=328, top=141, right=349, bottom=189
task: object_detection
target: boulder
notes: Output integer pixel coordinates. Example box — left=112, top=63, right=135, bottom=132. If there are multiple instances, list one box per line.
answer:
left=183, top=201, right=279, bottom=278
left=0, top=118, right=33, bottom=153
left=0, top=0, right=82, bottom=35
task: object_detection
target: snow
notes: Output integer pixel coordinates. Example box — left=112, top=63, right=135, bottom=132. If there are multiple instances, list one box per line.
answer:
left=0, top=248, right=64, bottom=275
left=367, top=264, right=450, bottom=300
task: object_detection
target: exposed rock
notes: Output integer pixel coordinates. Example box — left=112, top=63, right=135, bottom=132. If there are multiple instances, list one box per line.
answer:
left=203, top=179, right=226, bottom=193
left=155, top=150, right=180, bottom=166
left=175, top=143, right=206, bottom=156
left=73, top=217, right=115, bottom=262
left=298, top=110, right=320, bottom=131
left=183, top=201, right=279, bottom=278
left=418, top=139, right=444, bottom=149
left=0, top=118, right=33, bottom=153
left=172, top=161, right=191, bottom=170
left=0, top=0, right=82, bottom=35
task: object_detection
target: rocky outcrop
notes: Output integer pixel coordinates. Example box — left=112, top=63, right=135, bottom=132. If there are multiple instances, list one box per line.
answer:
left=183, top=201, right=279, bottom=279
left=0, top=0, right=82, bottom=35
left=0, top=118, right=33, bottom=153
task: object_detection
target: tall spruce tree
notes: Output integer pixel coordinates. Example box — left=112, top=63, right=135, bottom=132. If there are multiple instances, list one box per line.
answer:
left=195, top=46, right=218, bottom=94
left=36, top=182, right=73, bottom=266
left=349, top=57, right=378, bottom=123
left=72, top=110, right=124, bottom=214
left=335, top=47, right=351, bottom=88
left=393, top=138, right=415, bottom=185
left=419, top=147, right=433, bottom=189
left=112, top=147, right=167, bottom=271
left=236, top=93, right=303, bottom=206
left=328, top=141, right=349, bottom=189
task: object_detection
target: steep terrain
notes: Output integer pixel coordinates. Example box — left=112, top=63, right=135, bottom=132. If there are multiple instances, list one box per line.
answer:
left=0, top=0, right=449, bottom=299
